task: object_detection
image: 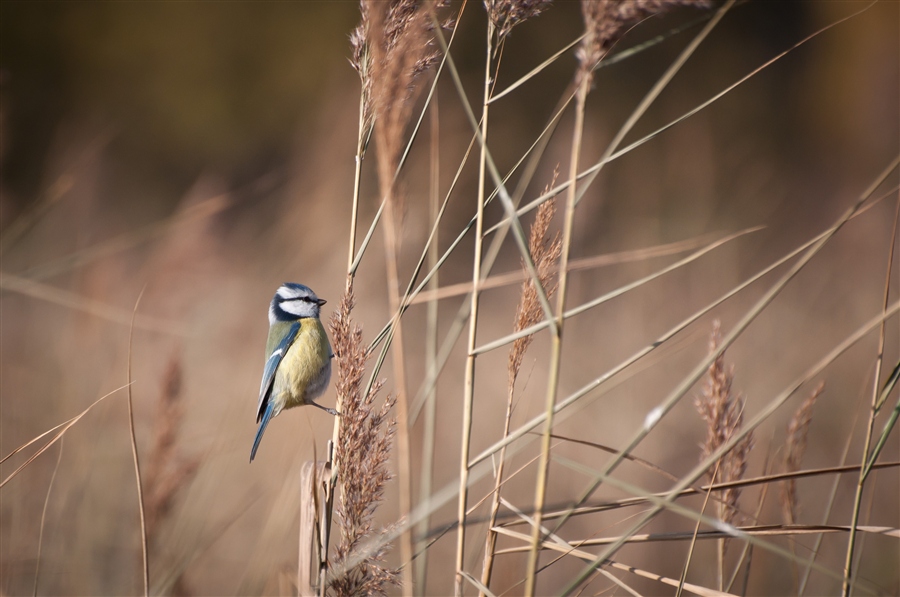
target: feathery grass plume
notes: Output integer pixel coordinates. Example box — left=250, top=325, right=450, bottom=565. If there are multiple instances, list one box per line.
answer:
left=781, top=382, right=825, bottom=525
left=349, top=13, right=374, bottom=157
left=576, top=0, right=709, bottom=87
left=143, top=354, right=200, bottom=539
left=694, top=320, right=752, bottom=590
left=360, top=0, right=448, bottom=198
left=485, top=0, right=553, bottom=44
left=694, top=320, right=753, bottom=526
left=481, top=172, right=562, bottom=590
left=509, top=172, right=562, bottom=392
left=328, top=287, right=400, bottom=597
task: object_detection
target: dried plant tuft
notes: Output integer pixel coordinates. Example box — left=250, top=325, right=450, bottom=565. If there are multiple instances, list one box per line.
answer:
left=781, top=382, right=824, bottom=525
left=349, top=16, right=375, bottom=156
left=485, top=0, right=553, bottom=43
left=143, top=354, right=200, bottom=539
left=694, top=320, right=753, bottom=528
left=354, top=0, right=450, bottom=199
left=328, top=286, right=400, bottom=597
left=508, top=169, right=562, bottom=392
left=576, top=0, right=709, bottom=87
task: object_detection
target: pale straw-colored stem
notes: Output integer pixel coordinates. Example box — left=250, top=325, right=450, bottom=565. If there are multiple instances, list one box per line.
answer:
left=523, top=70, right=587, bottom=597
left=381, top=197, right=415, bottom=591
left=347, top=97, right=368, bottom=277
left=416, top=94, right=441, bottom=593
left=127, top=287, right=149, bottom=597
left=455, top=19, right=493, bottom=597
left=479, top=383, right=514, bottom=594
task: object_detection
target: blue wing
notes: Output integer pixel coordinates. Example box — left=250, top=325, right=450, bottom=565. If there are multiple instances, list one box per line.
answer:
left=251, top=321, right=300, bottom=462
left=251, top=400, right=274, bottom=462
left=256, top=321, right=301, bottom=422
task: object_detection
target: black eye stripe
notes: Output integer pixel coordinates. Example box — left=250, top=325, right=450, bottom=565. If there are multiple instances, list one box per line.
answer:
left=279, top=296, right=314, bottom=303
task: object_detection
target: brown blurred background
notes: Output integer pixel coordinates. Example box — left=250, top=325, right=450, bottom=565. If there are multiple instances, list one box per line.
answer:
left=1, top=1, right=898, bottom=595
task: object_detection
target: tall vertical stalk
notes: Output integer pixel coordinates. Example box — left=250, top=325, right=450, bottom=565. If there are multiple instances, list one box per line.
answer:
left=455, top=18, right=493, bottom=597
left=417, top=94, right=441, bottom=593
left=381, top=198, right=415, bottom=591
left=523, top=64, right=587, bottom=597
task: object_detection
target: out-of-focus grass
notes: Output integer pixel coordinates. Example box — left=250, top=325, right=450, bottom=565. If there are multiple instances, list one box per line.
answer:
left=1, top=2, right=898, bottom=595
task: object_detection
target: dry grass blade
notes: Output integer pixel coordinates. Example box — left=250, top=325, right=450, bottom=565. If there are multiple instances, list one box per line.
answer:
left=491, top=525, right=735, bottom=597
left=495, top=495, right=641, bottom=596
left=554, top=159, right=899, bottom=584
left=864, top=362, right=900, bottom=475
left=553, top=455, right=865, bottom=594
left=467, top=190, right=893, bottom=475
left=474, top=226, right=763, bottom=356
left=495, top=523, right=900, bottom=549
left=0, top=383, right=133, bottom=485
left=492, top=2, right=876, bottom=231
left=410, top=232, right=721, bottom=304
left=497, top=460, right=900, bottom=527
left=126, top=286, right=149, bottom=597
left=561, top=298, right=900, bottom=596
left=432, top=21, right=558, bottom=329
left=32, top=437, right=64, bottom=597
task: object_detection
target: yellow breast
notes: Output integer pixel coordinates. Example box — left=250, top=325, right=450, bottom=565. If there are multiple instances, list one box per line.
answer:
left=274, top=318, right=332, bottom=411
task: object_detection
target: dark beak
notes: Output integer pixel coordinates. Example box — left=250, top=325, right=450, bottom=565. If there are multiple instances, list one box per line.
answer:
left=317, top=298, right=327, bottom=306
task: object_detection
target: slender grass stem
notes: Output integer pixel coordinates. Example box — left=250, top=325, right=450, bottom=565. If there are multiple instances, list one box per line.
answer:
left=841, top=195, right=900, bottom=596
left=33, top=437, right=63, bottom=597
left=127, top=286, right=149, bottom=597
left=416, top=93, right=441, bottom=593
left=524, top=54, right=587, bottom=597
left=455, top=19, right=493, bottom=597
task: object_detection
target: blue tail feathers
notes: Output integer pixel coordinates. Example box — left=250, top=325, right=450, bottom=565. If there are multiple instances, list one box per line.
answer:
left=251, top=402, right=275, bottom=462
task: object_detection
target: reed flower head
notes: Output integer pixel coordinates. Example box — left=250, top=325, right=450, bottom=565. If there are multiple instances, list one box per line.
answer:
left=694, top=320, right=753, bottom=527
left=577, top=0, right=709, bottom=87
left=485, top=0, right=553, bottom=42
left=328, top=286, right=400, bottom=596
left=352, top=0, right=450, bottom=199
left=509, top=170, right=562, bottom=391
left=781, top=382, right=824, bottom=525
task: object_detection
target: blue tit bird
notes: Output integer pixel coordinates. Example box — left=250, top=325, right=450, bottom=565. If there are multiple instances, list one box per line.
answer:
left=251, top=283, right=336, bottom=462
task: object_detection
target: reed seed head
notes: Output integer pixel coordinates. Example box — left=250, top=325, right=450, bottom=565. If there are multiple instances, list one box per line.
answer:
left=485, top=0, right=553, bottom=42
left=781, top=382, right=824, bottom=525
left=694, top=320, right=753, bottom=528
left=508, top=169, right=562, bottom=392
left=577, top=0, right=710, bottom=88
left=328, top=285, right=400, bottom=596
